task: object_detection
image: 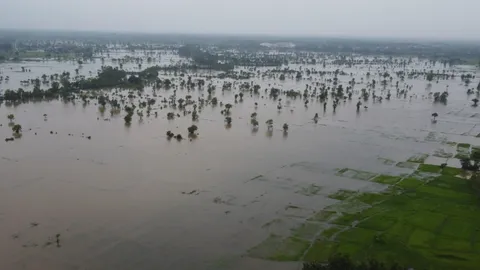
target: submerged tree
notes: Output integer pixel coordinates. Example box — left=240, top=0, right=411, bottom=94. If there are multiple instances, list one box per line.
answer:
left=124, top=113, right=133, bottom=125
left=431, top=112, right=438, bottom=121
left=225, top=103, right=233, bottom=113
left=266, top=119, right=273, bottom=130
left=283, top=123, right=289, bottom=132
left=473, top=98, right=479, bottom=107
left=433, top=91, right=448, bottom=104
left=187, top=125, right=198, bottom=135
left=426, top=71, right=434, bottom=84
left=12, top=124, right=22, bottom=134
left=7, top=114, right=14, bottom=122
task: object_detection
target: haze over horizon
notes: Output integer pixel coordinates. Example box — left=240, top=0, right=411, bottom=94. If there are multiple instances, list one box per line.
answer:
left=2, top=0, right=479, bottom=41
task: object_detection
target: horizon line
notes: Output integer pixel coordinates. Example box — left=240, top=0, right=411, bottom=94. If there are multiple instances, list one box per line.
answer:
left=1, top=27, right=480, bottom=44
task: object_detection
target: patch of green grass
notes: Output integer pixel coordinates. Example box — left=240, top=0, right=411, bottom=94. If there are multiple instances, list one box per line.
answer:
left=335, top=243, right=365, bottom=259
left=403, top=198, right=439, bottom=212
left=331, top=212, right=363, bottom=226
left=455, top=153, right=470, bottom=159
left=287, top=164, right=480, bottom=269
left=457, top=143, right=471, bottom=149
left=328, top=189, right=358, bottom=200
left=372, top=175, right=402, bottom=185
left=396, top=177, right=423, bottom=189
left=418, top=164, right=442, bottom=173
left=336, top=227, right=378, bottom=244
left=428, top=175, right=471, bottom=193
left=416, top=185, right=474, bottom=203
left=319, top=226, right=345, bottom=239
left=248, top=235, right=310, bottom=261
left=396, top=161, right=418, bottom=169
left=269, top=237, right=311, bottom=261
left=357, top=215, right=397, bottom=231
left=407, top=211, right=446, bottom=231
left=385, top=221, right=416, bottom=243
left=407, top=153, right=429, bottom=163
left=18, top=50, right=47, bottom=58
left=437, top=203, right=480, bottom=220
left=408, top=229, right=436, bottom=248
left=439, top=218, right=477, bottom=240
left=435, top=236, right=473, bottom=252
left=324, top=199, right=371, bottom=214
left=308, top=210, right=337, bottom=222
left=441, top=167, right=464, bottom=177
left=430, top=251, right=480, bottom=270
left=303, top=240, right=336, bottom=262
left=368, top=240, right=433, bottom=269
left=291, top=222, right=327, bottom=240
left=411, top=171, right=437, bottom=182
left=381, top=186, right=403, bottom=196
left=356, top=192, right=390, bottom=205
left=248, top=234, right=283, bottom=259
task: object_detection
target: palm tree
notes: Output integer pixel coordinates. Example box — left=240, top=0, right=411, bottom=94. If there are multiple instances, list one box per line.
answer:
left=432, top=112, right=438, bottom=121
left=473, top=98, right=479, bottom=107
left=7, top=114, right=14, bottom=122
left=12, top=124, right=22, bottom=134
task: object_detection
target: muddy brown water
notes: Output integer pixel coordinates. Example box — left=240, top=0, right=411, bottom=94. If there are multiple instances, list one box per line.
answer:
left=0, top=55, right=479, bottom=269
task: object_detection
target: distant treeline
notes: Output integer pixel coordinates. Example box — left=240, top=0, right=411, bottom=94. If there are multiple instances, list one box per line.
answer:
left=178, top=45, right=234, bottom=71
left=1, top=29, right=480, bottom=64
left=178, top=44, right=284, bottom=70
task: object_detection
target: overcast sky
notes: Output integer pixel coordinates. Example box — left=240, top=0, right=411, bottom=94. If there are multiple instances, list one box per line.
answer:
left=1, top=0, right=479, bottom=40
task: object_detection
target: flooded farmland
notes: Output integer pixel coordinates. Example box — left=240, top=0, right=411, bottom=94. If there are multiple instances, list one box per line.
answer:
left=1, top=47, right=480, bottom=270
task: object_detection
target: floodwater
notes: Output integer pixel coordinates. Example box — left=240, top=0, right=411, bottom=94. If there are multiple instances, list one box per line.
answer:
left=0, top=53, right=480, bottom=270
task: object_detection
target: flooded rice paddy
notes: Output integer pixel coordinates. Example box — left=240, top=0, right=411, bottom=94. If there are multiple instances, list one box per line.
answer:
left=1, top=53, right=480, bottom=270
